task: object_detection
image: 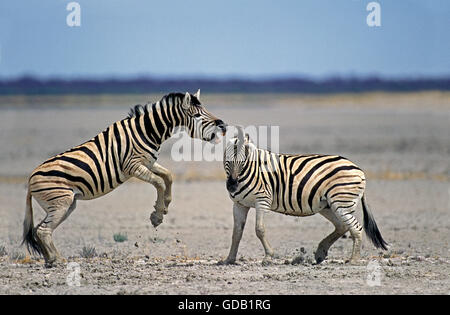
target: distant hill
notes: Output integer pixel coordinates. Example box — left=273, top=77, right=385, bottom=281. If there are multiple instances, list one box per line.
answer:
left=0, top=76, right=449, bottom=95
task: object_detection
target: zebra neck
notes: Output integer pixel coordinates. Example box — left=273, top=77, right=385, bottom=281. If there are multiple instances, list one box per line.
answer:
left=143, top=100, right=179, bottom=147
left=238, top=148, right=258, bottom=178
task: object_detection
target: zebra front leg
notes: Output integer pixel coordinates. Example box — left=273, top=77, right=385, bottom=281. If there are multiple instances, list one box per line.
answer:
left=149, top=162, right=173, bottom=214
left=219, top=203, right=249, bottom=265
left=255, top=203, right=276, bottom=263
left=133, top=164, right=166, bottom=227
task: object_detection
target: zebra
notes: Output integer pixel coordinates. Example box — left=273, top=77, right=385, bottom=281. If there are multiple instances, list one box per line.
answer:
left=23, top=90, right=227, bottom=266
left=220, top=126, right=388, bottom=265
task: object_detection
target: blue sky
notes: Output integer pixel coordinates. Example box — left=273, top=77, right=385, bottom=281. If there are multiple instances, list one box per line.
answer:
left=0, top=0, right=449, bottom=79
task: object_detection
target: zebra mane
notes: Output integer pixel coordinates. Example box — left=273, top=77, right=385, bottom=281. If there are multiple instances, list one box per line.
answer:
left=127, top=104, right=148, bottom=119
left=126, top=93, right=189, bottom=119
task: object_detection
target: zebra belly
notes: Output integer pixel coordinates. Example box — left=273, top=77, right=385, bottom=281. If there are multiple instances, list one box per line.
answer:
left=269, top=191, right=329, bottom=217
left=75, top=179, right=128, bottom=200
left=269, top=201, right=327, bottom=217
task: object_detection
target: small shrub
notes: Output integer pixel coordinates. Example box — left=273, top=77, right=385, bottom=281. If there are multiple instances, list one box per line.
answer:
left=0, top=245, right=7, bottom=257
left=80, top=245, right=97, bottom=258
left=113, top=232, right=128, bottom=243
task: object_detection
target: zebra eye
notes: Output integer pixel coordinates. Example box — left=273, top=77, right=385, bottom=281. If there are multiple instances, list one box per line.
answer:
left=193, top=113, right=202, bottom=118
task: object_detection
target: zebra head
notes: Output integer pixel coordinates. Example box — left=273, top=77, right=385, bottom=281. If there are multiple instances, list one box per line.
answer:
left=181, top=89, right=227, bottom=143
left=224, top=126, right=253, bottom=193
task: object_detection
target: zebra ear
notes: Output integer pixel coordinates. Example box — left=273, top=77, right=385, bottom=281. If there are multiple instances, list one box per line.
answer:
left=244, top=133, right=251, bottom=144
left=194, top=89, right=200, bottom=101
left=182, top=92, right=191, bottom=109
left=236, top=125, right=245, bottom=144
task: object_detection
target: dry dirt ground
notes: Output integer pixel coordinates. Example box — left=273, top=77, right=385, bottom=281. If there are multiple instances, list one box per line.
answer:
left=0, top=92, right=449, bottom=295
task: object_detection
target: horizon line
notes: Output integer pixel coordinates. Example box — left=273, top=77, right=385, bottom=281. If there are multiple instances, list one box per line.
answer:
left=1, top=73, right=450, bottom=82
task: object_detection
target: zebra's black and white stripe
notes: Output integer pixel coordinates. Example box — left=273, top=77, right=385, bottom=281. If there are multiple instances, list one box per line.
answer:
left=221, top=127, right=387, bottom=264
left=23, top=90, right=227, bottom=266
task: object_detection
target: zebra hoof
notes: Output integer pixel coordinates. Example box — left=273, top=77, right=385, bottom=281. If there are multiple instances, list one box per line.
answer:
left=261, top=258, right=274, bottom=266
left=314, top=249, right=327, bottom=265
left=150, top=211, right=163, bottom=227
left=217, top=259, right=237, bottom=266
left=269, top=252, right=280, bottom=259
left=44, top=259, right=65, bottom=269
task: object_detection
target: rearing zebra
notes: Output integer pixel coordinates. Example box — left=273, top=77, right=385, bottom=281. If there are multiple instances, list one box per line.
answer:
left=220, top=127, right=387, bottom=265
left=23, top=90, right=227, bottom=266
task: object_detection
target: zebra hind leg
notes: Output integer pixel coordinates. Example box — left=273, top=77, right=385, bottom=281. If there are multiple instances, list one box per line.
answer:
left=327, top=197, right=364, bottom=264
left=34, top=194, right=76, bottom=267
left=328, top=193, right=363, bottom=264
left=315, top=207, right=348, bottom=264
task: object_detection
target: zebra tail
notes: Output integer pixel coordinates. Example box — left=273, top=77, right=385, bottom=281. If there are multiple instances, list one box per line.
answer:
left=361, top=193, right=388, bottom=250
left=22, top=186, right=42, bottom=256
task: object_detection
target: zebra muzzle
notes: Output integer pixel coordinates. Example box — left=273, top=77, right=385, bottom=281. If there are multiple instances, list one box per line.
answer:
left=226, top=177, right=238, bottom=193
left=215, top=120, right=227, bottom=132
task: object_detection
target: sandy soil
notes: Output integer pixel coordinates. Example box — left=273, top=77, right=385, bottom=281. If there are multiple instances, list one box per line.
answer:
left=0, top=92, right=449, bottom=294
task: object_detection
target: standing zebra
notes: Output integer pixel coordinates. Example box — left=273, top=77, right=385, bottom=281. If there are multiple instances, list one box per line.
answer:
left=221, top=127, right=388, bottom=265
left=24, top=90, right=227, bottom=266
